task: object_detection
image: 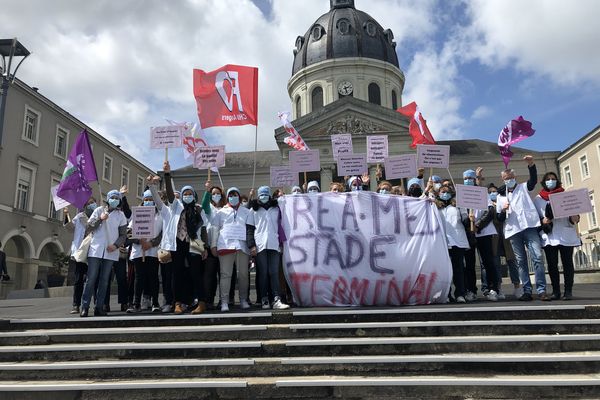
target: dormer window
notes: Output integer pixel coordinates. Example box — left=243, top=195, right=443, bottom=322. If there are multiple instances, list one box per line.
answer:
left=295, top=36, right=305, bottom=51
left=364, top=21, right=377, bottom=37
left=337, top=18, right=351, bottom=35
left=312, top=25, right=325, bottom=41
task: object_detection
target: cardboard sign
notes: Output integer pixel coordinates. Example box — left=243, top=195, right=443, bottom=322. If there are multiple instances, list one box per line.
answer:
left=51, top=185, right=70, bottom=211
left=416, top=144, right=450, bottom=168
left=549, top=188, right=594, bottom=219
left=455, top=184, right=489, bottom=210
left=270, top=166, right=299, bottom=187
left=290, top=149, right=320, bottom=173
left=150, top=125, right=184, bottom=149
left=130, top=206, right=156, bottom=239
left=384, top=154, right=417, bottom=180
left=367, top=135, right=389, bottom=164
left=337, top=154, right=367, bottom=176
left=194, top=145, right=226, bottom=169
left=331, top=134, right=353, bottom=161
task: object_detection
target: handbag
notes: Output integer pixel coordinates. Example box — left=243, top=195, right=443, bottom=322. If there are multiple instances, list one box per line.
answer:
left=73, top=235, right=92, bottom=264
left=190, top=238, right=205, bottom=253
left=157, top=249, right=172, bottom=264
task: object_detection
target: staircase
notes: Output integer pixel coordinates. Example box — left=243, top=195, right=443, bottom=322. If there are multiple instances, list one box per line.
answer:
left=1, top=304, right=600, bottom=399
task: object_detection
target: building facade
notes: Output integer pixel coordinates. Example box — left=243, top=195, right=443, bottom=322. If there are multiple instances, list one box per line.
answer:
left=0, top=77, right=154, bottom=299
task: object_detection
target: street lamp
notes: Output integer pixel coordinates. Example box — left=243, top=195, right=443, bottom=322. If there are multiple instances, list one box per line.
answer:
left=0, top=38, right=30, bottom=148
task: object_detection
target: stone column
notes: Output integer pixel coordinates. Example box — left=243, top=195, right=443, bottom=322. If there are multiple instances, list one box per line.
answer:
left=321, top=165, right=333, bottom=191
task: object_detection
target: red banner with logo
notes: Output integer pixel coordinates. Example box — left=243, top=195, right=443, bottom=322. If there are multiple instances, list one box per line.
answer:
left=193, top=65, right=258, bottom=128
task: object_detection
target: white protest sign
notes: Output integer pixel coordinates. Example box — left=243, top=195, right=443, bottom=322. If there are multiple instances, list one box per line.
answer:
left=279, top=192, right=451, bottom=307
left=193, top=145, right=226, bottom=169
left=270, top=166, right=299, bottom=187
left=290, top=149, right=320, bottom=173
left=337, top=154, right=367, bottom=176
left=416, top=144, right=450, bottom=168
left=150, top=125, right=184, bottom=149
left=331, top=134, right=353, bottom=160
left=455, top=184, right=489, bottom=210
left=384, top=154, right=417, bottom=180
left=367, top=135, right=389, bottom=164
left=549, top=188, right=594, bottom=219
left=130, top=206, right=156, bottom=239
left=51, top=185, right=70, bottom=211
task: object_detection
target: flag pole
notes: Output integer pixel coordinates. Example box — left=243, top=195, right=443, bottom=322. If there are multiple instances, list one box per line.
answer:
left=216, top=168, right=225, bottom=190
left=252, top=124, right=258, bottom=189
left=165, top=148, right=169, bottom=163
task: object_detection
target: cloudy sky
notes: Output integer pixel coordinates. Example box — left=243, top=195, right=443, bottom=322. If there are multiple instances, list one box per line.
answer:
left=2, top=0, right=599, bottom=171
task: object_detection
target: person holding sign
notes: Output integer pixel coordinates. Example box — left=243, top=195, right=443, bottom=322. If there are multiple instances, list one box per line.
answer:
left=534, top=172, right=581, bottom=300
left=126, top=190, right=164, bottom=313
left=496, top=155, right=549, bottom=301
left=376, top=181, right=393, bottom=195
left=407, top=178, right=424, bottom=198
left=210, top=187, right=252, bottom=312
left=461, top=169, right=482, bottom=302
left=291, top=185, right=303, bottom=195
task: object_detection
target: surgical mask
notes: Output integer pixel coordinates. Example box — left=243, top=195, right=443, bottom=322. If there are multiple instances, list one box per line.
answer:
left=241, top=201, right=248, bottom=207
left=228, top=196, right=240, bottom=206
left=504, top=178, right=517, bottom=189
left=463, top=179, right=475, bottom=186
left=259, top=194, right=269, bottom=204
left=212, top=194, right=222, bottom=204
left=143, top=201, right=154, bottom=207
left=379, top=189, right=389, bottom=194
left=433, top=183, right=442, bottom=191
left=108, top=198, right=120, bottom=208
left=292, top=191, right=301, bottom=195
left=182, top=195, right=194, bottom=204
left=489, top=192, right=498, bottom=201
left=308, top=188, right=318, bottom=193
left=351, top=186, right=361, bottom=192
left=87, top=203, right=97, bottom=211
left=545, top=180, right=557, bottom=190
left=439, top=192, right=452, bottom=201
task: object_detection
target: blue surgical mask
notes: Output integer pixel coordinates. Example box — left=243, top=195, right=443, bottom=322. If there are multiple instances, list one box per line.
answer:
left=308, top=188, right=318, bottom=193
left=228, top=196, right=240, bottom=206
left=143, top=200, right=154, bottom=207
left=259, top=194, right=269, bottom=204
left=182, top=195, right=194, bottom=204
left=489, top=192, right=498, bottom=201
left=463, top=179, right=475, bottom=186
left=433, top=183, right=442, bottom=191
left=440, top=192, right=452, bottom=201
left=379, top=189, right=389, bottom=194
left=292, top=191, right=301, bottom=195
left=108, top=198, right=120, bottom=208
left=351, top=186, right=361, bottom=191
left=504, top=178, right=517, bottom=189
left=545, top=180, right=557, bottom=190
left=87, top=203, right=97, bottom=210
left=212, top=194, right=222, bottom=204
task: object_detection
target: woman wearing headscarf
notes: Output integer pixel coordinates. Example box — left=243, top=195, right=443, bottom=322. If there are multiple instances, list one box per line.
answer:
left=201, top=181, right=226, bottom=309
left=80, top=190, right=128, bottom=317
left=306, top=181, right=320, bottom=194
left=407, top=178, right=424, bottom=198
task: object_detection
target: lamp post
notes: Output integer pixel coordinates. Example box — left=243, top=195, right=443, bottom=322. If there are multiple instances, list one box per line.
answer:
left=0, top=38, right=30, bottom=148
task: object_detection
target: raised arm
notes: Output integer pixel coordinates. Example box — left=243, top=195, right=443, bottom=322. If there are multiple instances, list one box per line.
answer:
left=524, top=155, right=537, bottom=191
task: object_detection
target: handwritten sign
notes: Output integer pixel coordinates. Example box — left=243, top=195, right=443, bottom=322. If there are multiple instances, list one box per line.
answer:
left=331, top=134, right=353, bottom=160
left=416, top=144, right=450, bottom=168
left=455, top=184, right=489, bottom=210
left=194, top=145, right=226, bottom=169
left=549, top=188, right=593, bottom=219
left=51, top=185, right=70, bottom=211
left=150, top=125, right=184, bottom=149
left=384, top=154, right=417, bottom=180
left=131, top=206, right=156, bottom=239
left=290, top=149, right=320, bottom=173
left=337, top=154, right=367, bottom=176
left=367, top=135, right=388, bottom=164
left=270, top=166, right=299, bottom=187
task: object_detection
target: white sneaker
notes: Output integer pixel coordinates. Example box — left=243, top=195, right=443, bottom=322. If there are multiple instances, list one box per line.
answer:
left=465, top=291, right=477, bottom=302
left=161, top=304, right=172, bottom=313
left=486, top=289, right=498, bottom=302
left=152, top=306, right=162, bottom=313
left=220, top=301, right=229, bottom=312
left=272, top=299, right=290, bottom=310
left=261, top=298, right=270, bottom=309
left=497, top=291, right=506, bottom=300
left=240, top=300, right=251, bottom=309
left=456, top=296, right=466, bottom=303
left=513, top=286, right=523, bottom=298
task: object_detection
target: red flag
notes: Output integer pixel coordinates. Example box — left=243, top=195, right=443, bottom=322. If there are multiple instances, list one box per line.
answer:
left=278, top=112, right=309, bottom=151
left=396, top=101, right=436, bottom=148
left=193, top=64, right=258, bottom=128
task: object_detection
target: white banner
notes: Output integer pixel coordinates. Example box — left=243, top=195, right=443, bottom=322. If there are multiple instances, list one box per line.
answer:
left=279, top=192, right=451, bottom=306
left=51, top=185, right=70, bottom=211
left=384, top=154, right=417, bottom=179
left=455, top=184, right=489, bottom=210
left=150, top=125, right=184, bottom=149
left=194, top=145, right=226, bottom=169
left=270, top=166, right=299, bottom=187
left=367, top=135, right=388, bottom=164
left=549, top=188, right=593, bottom=219
left=331, top=134, right=353, bottom=161
left=416, top=144, right=450, bottom=168
left=131, top=206, right=156, bottom=239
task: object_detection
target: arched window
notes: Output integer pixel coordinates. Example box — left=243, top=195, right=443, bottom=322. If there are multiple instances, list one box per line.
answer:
left=311, top=86, right=323, bottom=112
left=391, top=90, right=398, bottom=110
left=368, top=83, right=381, bottom=105
left=295, top=96, right=302, bottom=118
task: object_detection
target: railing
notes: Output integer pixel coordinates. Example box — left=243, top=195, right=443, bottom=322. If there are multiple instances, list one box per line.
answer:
left=526, top=242, right=600, bottom=273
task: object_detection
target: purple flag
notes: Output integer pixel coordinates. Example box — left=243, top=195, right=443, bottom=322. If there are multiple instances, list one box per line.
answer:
left=497, top=116, right=536, bottom=168
left=56, top=130, right=98, bottom=209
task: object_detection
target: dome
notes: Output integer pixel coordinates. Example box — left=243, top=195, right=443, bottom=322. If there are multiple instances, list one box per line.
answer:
left=291, top=0, right=399, bottom=76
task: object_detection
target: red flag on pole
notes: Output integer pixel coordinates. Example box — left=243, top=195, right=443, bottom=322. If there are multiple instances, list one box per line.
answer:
left=193, top=64, right=258, bottom=129
left=396, top=101, right=436, bottom=148
left=278, top=112, right=309, bottom=151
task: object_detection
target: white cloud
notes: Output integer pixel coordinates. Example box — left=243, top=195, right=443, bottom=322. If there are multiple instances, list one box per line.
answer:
left=471, top=105, right=492, bottom=120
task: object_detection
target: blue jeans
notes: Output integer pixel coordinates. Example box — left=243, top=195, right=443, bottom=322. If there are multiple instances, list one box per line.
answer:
left=509, top=228, right=546, bottom=294
left=256, top=249, right=281, bottom=301
left=81, top=257, right=114, bottom=310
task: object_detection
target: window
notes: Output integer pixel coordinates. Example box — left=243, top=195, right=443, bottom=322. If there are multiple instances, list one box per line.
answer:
left=295, top=96, right=301, bottom=119
left=22, top=105, right=41, bottom=145
left=103, top=154, right=113, bottom=183
left=563, top=165, right=573, bottom=187
left=14, top=161, right=37, bottom=212
left=311, top=25, right=324, bottom=41
left=580, top=154, right=590, bottom=179
left=368, top=83, right=381, bottom=105
left=121, top=166, right=130, bottom=189
left=54, top=125, right=69, bottom=159
left=311, top=86, right=323, bottom=112
left=137, top=175, right=145, bottom=199
left=48, top=176, right=61, bottom=220
left=337, top=18, right=350, bottom=35
left=589, top=193, right=597, bottom=228
left=391, top=90, right=398, bottom=110
left=364, top=21, right=377, bottom=37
